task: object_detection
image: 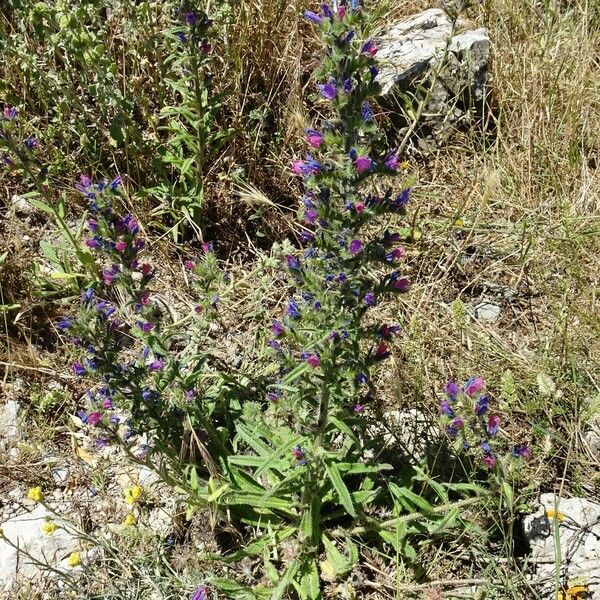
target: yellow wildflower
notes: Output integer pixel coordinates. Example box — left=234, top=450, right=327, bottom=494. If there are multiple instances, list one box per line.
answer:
left=42, top=522, right=58, bottom=536
left=27, top=486, right=44, bottom=503
left=546, top=509, right=566, bottom=522
left=124, top=485, right=142, bottom=505
left=66, top=552, right=81, bottom=567
left=122, top=513, right=137, bottom=527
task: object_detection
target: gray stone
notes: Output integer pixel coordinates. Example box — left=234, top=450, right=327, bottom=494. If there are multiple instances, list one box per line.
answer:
left=474, top=300, right=501, bottom=322
left=0, top=505, right=79, bottom=591
left=377, top=9, right=490, bottom=141
left=523, top=494, right=600, bottom=598
left=0, top=401, right=20, bottom=448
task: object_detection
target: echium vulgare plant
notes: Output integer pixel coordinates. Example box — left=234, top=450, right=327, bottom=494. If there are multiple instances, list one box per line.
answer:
left=217, top=2, right=415, bottom=596
left=440, top=377, right=531, bottom=469
left=149, top=2, right=233, bottom=239
left=57, top=177, right=229, bottom=473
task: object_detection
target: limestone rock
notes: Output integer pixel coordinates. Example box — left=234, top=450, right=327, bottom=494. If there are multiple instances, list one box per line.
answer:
left=377, top=9, right=490, bottom=142
left=0, top=400, right=20, bottom=450
left=523, top=494, right=600, bottom=598
left=0, top=505, right=78, bottom=591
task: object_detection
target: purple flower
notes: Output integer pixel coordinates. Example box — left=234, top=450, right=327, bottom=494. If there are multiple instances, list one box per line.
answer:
left=486, top=414, right=500, bottom=436
left=439, top=400, right=454, bottom=417
left=304, top=10, right=324, bottom=24
left=378, top=324, right=401, bottom=338
left=318, top=83, right=338, bottom=100
left=474, top=395, right=489, bottom=416
left=186, top=11, right=198, bottom=25
left=211, top=295, right=219, bottom=309
left=336, top=272, right=347, bottom=284
left=465, top=377, right=484, bottom=396
left=484, top=454, right=496, bottom=468
left=3, top=107, right=17, bottom=120
left=363, top=292, right=376, bottom=306
left=382, top=231, right=402, bottom=245
left=369, top=65, right=379, bottom=81
left=305, top=209, right=318, bottom=223
left=354, top=156, right=373, bottom=173
left=391, top=275, right=411, bottom=292
left=305, top=353, right=320, bottom=368
left=452, top=417, right=464, bottom=429
left=24, top=137, right=38, bottom=150
left=321, top=3, right=334, bottom=18
left=272, top=320, right=286, bottom=337
left=356, top=373, right=368, bottom=385
left=287, top=301, right=301, bottom=319
left=361, top=101, right=373, bottom=121
left=57, top=317, right=72, bottom=330
left=362, top=39, right=378, bottom=55
left=393, top=188, right=411, bottom=207
left=349, top=239, right=362, bottom=255
left=191, top=585, right=208, bottom=600
left=383, top=151, right=399, bottom=171
left=354, top=404, right=365, bottom=413
left=343, top=78, right=353, bottom=93
left=342, top=30, right=355, bottom=44
left=268, top=339, right=283, bottom=353
left=286, top=255, right=300, bottom=270
left=305, top=129, right=324, bottom=148
left=147, top=360, right=164, bottom=372
left=72, top=363, right=86, bottom=377
left=513, top=445, right=531, bottom=459
left=138, top=322, right=154, bottom=333
left=86, top=238, right=102, bottom=250
left=374, top=342, right=390, bottom=362
left=292, top=445, right=305, bottom=460
left=444, top=381, right=460, bottom=398
left=109, top=176, right=122, bottom=190
left=87, top=411, right=102, bottom=426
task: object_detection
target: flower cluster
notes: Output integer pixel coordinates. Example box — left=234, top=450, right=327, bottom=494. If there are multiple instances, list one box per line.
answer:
left=440, top=378, right=531, bottom=469
left=56, top=177, right=215, bottom=455
left=266, top=1, right=413, bottom=431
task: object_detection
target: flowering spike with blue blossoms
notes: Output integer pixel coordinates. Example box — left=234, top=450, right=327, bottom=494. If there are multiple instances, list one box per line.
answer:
left=254, top=0, right=416, bottom=573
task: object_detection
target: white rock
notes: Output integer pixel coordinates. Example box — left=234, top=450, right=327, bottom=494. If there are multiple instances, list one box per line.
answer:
left=0, top=506, right=79, bottom=591
left=474, top=300, right=501, bottom=322
left=523, top=494, right=600, bottom=597
left=377, top=9, right=490, bottom=139
left=0, top=401, right=19, bottom=438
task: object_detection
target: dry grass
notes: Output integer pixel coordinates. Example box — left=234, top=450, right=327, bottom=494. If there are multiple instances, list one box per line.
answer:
left=1, top=0, right=600, bottom=597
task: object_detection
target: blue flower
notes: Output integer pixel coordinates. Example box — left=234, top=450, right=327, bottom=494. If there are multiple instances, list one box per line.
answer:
left=287, top=301, right=301, bottom=319
left=304, top=10, right=324, bottom=24
left=361, top=101, right=373, bottom=121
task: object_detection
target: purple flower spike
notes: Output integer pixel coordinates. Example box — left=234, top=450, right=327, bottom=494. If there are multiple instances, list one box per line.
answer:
left=304, top=10, right=324, bottom=24
left=24, top=137, right=38, bottom=150
left=354, top=404, right=365, bottom=413
left=342, top=30, right=355, bottom=44
left=191, top=586, right=208, bottom=600
left=349, top=239, right=362, bottom=255
left=465, top=377, right=484, bottom=396
left=318, top=83, right=338, bottom=100
left=361, top=101, right=373, bottom=121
